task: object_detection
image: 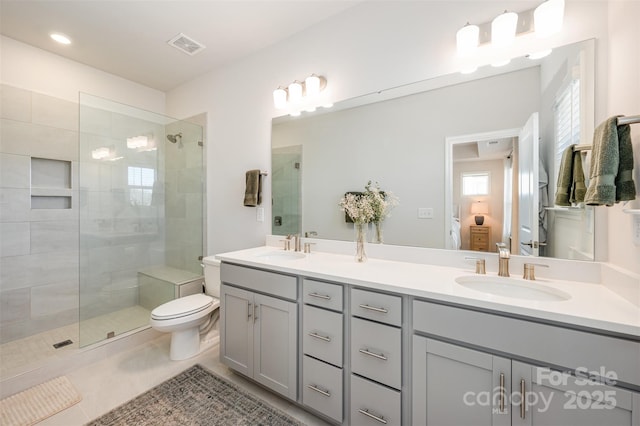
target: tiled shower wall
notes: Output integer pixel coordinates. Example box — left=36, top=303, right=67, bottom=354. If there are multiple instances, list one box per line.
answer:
left=0, top=84, right=80, bottom=343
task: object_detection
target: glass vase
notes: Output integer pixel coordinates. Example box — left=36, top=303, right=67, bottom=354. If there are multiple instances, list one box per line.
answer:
left=354, top=222, right=367, bottom=263
left=372, top=221, right=384, bottom=244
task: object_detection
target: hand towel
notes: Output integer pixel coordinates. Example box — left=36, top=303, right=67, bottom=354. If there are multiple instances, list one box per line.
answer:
left=614, top=123, right=636, bottom=202
left=569, top=151, right=586, bottom=204
left=243, top=169, right=262, bottom=207
left=554, top=144, right=574, bottom=206
left=585, top=116, right=636, bottom=205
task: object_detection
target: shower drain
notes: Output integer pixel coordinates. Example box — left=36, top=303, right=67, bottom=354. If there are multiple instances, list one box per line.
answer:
left=52, top=339, right=73, bottom=349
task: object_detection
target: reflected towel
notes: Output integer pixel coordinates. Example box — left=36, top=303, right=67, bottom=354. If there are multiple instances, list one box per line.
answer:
left=554, top=145, right=574, bottom=206
left=570, top=151, right=586, bottom=204
left=243, top=170, right=262, bottom=207
left=585, top=116, right=636, bottom=205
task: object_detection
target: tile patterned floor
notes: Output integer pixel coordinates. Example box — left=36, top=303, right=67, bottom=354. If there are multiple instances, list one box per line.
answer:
left=0, top=306, right=150, bottom=380
left=35, top=335, right=330, bottom=426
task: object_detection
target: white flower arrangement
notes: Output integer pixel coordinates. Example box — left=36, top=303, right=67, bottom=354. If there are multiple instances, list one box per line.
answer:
left=339, top=181, right=399, bottom=224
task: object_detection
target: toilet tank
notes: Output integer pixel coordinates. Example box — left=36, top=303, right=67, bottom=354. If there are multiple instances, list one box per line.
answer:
left=202, top=256, right=221, bottom=298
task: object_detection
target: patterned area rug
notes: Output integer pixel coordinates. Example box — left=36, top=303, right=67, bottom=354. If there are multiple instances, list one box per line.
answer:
left=86, top=364, right=303, bottom=425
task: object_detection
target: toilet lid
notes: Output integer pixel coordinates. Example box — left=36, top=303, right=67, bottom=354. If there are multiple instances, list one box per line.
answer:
left=151, top=293, right=214, bottom=320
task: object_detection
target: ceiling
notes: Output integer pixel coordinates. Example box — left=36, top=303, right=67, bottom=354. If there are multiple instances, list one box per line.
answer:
left=0, top=0, right=360, bottom=92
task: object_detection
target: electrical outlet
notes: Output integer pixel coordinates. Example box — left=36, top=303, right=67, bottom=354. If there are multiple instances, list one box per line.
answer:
left=256, top=207, right=264, bottom=222
left=418, top=208, right=434, bottom=219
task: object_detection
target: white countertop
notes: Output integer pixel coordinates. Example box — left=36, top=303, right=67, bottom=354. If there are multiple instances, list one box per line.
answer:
left=215, top=246, right=640, bottom=338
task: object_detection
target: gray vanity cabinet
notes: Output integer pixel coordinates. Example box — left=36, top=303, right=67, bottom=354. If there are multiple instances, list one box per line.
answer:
left=220, top=264, right=297, bottom=401
left=511, top=361, right=640, bottom=426
left=413, top=336, right=511, bottom=426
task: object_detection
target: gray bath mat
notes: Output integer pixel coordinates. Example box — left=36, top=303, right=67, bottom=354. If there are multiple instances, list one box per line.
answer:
left=86, top=364, right=303, bottom=425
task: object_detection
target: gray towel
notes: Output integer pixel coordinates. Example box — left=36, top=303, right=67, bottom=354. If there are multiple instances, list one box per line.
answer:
left=615, top=123, right=636, bottom=202
left=570, top=151, right=586, bottom=204
left=243, top=169, right=262, bottom=207
left=554, top=145, right=574, bottom=206
left=585, top=116, right=637, bottom=206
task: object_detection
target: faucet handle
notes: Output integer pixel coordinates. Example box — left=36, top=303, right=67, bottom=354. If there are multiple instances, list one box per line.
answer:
left=496, top=243, right=510, bottom=258
left=464, top=256, right=486, bottom=274
left=303, top=242, right=316, bottom=254
left=523, top=263, right=549, bottom=280
left=280, top=238, right=291, bottom=251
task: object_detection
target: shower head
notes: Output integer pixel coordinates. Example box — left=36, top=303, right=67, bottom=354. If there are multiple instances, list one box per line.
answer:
left=166, top=132, right=182, bottom=144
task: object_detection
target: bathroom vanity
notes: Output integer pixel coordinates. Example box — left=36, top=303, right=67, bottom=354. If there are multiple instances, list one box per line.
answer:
left=216, top=245, right=640, bottom=425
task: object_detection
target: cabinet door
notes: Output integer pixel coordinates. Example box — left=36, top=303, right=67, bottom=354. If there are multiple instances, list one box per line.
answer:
left=220, top=284, right=253, bottom=377
left=253, top=293, right=298, bottom=400
left=413, top=336, right=511, bottom=426
left=512, top=361, right=640, bottom=426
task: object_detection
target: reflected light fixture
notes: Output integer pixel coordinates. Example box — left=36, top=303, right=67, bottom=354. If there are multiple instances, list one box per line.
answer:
left=491, top=10, right=518, bottom=48
left=91, top=147, right=111, bottom=160
left=50, top=33, right=71, bottom=45
left=456, top=22, right=479, bottom=56
left=127, top=135, right=149, bottom=149
left=534, top=0, right=565, bottom=38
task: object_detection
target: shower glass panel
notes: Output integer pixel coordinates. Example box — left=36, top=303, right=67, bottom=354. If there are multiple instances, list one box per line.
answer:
left=271, top=145, right=302, bottom=236
left=78, top=93, right=203, bottom=347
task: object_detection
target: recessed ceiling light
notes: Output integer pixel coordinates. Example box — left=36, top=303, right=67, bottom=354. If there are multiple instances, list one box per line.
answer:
left=50, top=33, right=71, bottom=45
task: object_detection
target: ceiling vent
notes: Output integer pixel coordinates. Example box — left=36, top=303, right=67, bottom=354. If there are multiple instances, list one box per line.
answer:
left=167, top=33, right=206, bottom=56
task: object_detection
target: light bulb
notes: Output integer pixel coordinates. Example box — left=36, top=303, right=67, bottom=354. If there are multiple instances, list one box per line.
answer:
left=528, top=49, right=553, bottom=60
left=288, top=81, right=303, bottom=103
left=50, top=33, right=71, bottom=45
left=491, top=11, right=518, bottom=48
left=535, top=0, right=564, bottom=38
left=456, top=23, right=479, bottom=57
left=305, top=75, right=321, bottom=97
left=273, top=87, right=287, bottom=109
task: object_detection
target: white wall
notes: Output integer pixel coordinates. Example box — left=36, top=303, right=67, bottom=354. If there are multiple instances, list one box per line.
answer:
left=1, top=36, right=165, bottom=111
left=605, top=1, right=640, bottom=275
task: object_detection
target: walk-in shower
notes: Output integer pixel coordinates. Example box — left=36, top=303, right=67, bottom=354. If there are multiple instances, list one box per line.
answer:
left=0, top=85, right=205, bottom=381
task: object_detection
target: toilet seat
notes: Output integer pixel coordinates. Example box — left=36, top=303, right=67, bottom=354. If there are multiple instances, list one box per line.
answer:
left=151, top=293, right=214, bottom=321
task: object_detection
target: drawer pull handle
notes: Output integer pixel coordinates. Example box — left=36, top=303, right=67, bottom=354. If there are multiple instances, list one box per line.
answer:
left=499, top=373, right=505, bottom=413
left=307, top=384, right=331, bottom=397
left=358, top=304, right=388, bottom=314
left=359, top=348, right=387, bottom=361
left=308, top=332, right=331, bottom=342
left=520, top=378, right=526, bottom=419
left=247, top=303, right=252, bottom=320
left=309, top=292, right=331, bottom=300
left=358, top=409, right=387, bottom=424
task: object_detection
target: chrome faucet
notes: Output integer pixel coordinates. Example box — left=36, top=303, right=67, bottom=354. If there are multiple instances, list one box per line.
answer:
left=290, top=234, right=301, bottom=252
left=496, top=243, right=510, bottom=277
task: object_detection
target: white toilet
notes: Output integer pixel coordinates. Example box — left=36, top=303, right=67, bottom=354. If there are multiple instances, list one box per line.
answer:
left=149, top=257, right=221, bottom=360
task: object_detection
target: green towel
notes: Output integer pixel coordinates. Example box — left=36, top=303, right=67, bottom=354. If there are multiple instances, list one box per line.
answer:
left=570, top=151, right=586, bottom=204
left=615, top=123, right=636, bottom=202
left=243, top=169, right=262, bottom=207
left=585, top=116, right=637, bottom=206
left=554, top=144, right=574, bottom=206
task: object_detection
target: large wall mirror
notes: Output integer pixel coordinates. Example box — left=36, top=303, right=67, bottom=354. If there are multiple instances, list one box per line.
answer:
left=271, top=39, right=595, bottom=260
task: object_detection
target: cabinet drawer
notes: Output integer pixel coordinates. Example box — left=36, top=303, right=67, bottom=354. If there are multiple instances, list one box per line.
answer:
left=303, top=305, right=343, bottom=367
left=220, top=263, right=296, bottom=301
left=351, top=288, right=401, bottom=326
left=414, top=300, right=640, bottom=387
left=303, top=355, right=343, bottom=423
left=350, top=374, right=401, bottom=426
left=351, top=317, right=401, bottom=389
left=473, top=235, right=488, bottom=243
left=303, top=279, right=343, bottom=311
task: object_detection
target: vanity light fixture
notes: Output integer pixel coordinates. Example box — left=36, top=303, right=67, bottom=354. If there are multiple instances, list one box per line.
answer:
left=456, top=0, right=564, bottom=73
left=534, top=0, right=565, bottom=38
left=273, top=74, right=329, bottom=115
left=50, top=33, right=71, bottom=45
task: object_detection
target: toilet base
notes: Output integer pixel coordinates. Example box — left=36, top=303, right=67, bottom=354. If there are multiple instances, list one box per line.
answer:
left=169, top=327, right=201, bottom=360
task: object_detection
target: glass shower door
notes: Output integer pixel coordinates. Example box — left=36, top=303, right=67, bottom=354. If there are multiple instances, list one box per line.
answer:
left=78, top=93, right=203, bottom=347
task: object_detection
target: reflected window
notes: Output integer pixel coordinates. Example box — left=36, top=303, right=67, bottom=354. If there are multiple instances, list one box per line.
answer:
left=554, top=78, right=580, bottom=173
left=462, top=172, right=490, bottom=196
left=128, top=166, right=154, bottom=206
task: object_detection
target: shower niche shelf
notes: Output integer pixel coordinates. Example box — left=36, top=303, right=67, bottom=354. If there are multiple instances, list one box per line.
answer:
left=30, top=157, right=72, bottom=209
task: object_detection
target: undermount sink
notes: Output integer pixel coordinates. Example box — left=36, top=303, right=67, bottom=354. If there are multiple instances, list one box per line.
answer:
left=255, top=250, right=306, bottom=261
left=455, top=276, right=571, bottom=302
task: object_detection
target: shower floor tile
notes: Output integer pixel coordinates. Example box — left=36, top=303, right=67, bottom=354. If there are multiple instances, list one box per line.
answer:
left=0, top=305, right=150, bottom=380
